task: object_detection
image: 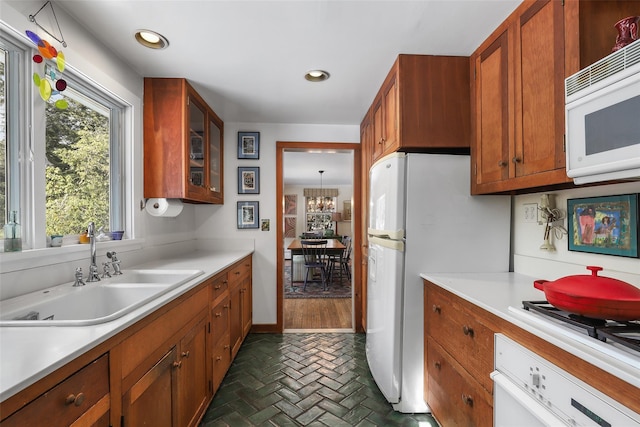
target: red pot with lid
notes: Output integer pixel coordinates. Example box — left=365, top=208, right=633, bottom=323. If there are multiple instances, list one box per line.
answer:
left=533, top=266, right=640, bottom=321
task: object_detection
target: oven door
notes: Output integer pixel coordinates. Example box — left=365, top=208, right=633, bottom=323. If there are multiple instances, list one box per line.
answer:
left=491, top=372, right=568, bottom=426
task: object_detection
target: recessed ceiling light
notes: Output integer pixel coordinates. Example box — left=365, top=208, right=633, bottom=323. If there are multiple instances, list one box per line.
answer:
left=305, top=70, right=330, bottom=82
left=135, top=30, right=169, bottom=50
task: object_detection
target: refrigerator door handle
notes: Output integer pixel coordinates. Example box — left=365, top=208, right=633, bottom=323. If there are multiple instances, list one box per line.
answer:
left=368, top=228, right=405, bottom=240
left=369, top=235, right=405, bottom=251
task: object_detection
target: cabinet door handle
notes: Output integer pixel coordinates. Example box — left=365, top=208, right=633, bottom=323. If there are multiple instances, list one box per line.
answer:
left=214, top=285, right=221, bottom=290
left=497, top=160, right=507, bottom=167
left=223, top=280, right=228, bottom=285
left=234, top=271, right=240, bottom=275
left=65, top=392, right=85, bottom=407
left=432, top=304, right=441, bottom=314
left=461, top=394, right=474, bottom=407
left=216, top=356, right=222, bottom=361
left=224, top=345, right=230, bottom=350
left=215, top=312, right=222, bottom=317
left=181, top=350, right=190, bottom=358
left=224, top=304, right=229, bottom=309
left=462, top=325, right=474, bottom=337
left=512, top=156, right=522, bottom=163
left=434, top=361, right=441, bottom=370
left=173, top=361, right=182, bottom=368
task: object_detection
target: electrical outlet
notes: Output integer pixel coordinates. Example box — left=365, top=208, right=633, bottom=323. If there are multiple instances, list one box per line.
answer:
left=523, top=203, right=538, bottom=223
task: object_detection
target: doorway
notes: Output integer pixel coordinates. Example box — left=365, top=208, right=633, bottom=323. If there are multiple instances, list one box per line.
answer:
left=276, top=141, right=362, bottom=333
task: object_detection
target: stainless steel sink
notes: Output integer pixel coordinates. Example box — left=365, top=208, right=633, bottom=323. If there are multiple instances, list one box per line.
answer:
left=0, top=269, right=204, bottom=326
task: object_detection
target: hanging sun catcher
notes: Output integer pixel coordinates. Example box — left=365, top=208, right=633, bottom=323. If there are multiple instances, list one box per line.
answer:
left=26, top=1, right=68, bottom=109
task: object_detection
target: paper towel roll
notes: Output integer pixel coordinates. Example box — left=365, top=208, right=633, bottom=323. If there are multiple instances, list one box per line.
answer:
left=145, top=198, right=184, bottom=217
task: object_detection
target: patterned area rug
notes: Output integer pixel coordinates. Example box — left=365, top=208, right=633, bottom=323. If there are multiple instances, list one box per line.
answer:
left=284, top=260, right=351, bottom=298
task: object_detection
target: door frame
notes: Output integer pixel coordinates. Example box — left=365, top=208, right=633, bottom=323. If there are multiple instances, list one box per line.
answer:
left=276, top=141, right=363, bottom=333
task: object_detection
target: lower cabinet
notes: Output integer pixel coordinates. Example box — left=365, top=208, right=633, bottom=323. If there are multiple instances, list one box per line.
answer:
left=424, top=283, right=497, bottom=426
left=1, top=355, right=110, bottom=427
left=122, top=347, right=177, bottom=427
left=426, top=338, right=492, bottom=427
left=0, top=254, right=253, bottom=427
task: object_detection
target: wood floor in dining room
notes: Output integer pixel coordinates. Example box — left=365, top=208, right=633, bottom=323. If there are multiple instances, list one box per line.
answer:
left=284, top=298, right=352, bottom=329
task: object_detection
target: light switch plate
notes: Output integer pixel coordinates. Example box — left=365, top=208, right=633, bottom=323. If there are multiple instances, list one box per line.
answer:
left=523, top=203, right=538, bottom=223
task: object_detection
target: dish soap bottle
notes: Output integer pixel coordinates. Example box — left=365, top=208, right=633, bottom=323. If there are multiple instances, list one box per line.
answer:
left=4, top=210, right=22, bottom=252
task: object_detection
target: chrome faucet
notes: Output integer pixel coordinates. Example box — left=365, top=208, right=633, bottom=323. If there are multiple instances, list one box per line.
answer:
left=86, top=222, right=101, bottom=282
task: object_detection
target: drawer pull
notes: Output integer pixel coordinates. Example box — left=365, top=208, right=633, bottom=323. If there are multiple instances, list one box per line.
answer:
left=432, top=305, right=441, bottom=314
left=65, top=393, right=85, bottom=407
left=181, top=350, right=190, bottom=358
left=215, top=312, right=222, bottom=317
left=173, top=361, right=182, bottom=368
left=462, top=325, right=474, bottom=337
left=461, top=394, right=474, bottom=406
left=234, top=271, right=240, bottom=275
left=214, top=285, right=221, bottom=290
left=434, top=361, right=441, bottom=370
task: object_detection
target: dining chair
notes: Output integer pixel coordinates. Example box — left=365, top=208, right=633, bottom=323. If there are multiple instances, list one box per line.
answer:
left=300, top=239, right=329, bottom=291
left=302, top=232, right=322, bottom=239
left=329, top=236, right=352, bottom=282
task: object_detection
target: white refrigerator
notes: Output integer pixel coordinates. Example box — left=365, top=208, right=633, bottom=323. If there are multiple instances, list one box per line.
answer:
left=366, top=152, right=511, bottom=413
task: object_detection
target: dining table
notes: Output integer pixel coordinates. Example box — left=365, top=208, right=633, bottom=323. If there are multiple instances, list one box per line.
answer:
left=287, top=238, right=346, bottom=284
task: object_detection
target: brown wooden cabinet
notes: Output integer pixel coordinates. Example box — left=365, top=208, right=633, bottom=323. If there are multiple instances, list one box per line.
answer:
left=229, top=257, right=252, bottom=358
left=1, top=355, right=110, bottom=427
left=1, top=255, right=253, bottom=427
left=366, top=54, right=470, bottom=164
left=425, top=284, right=497, bottom=426
left=471, top=0, right=639, bottom=194
left=144, top=78, right=224, bottom=204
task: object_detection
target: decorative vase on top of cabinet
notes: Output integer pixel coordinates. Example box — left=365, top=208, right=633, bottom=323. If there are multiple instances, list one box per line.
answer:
left=144, top=78, right=223, bottom=204
left=470, top=0, right=640, bottom=195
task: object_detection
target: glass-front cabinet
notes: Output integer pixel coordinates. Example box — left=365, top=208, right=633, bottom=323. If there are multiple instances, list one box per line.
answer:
left=305, top=196, right=336, bottom=232
left=144, top=78, right=224, bottom=204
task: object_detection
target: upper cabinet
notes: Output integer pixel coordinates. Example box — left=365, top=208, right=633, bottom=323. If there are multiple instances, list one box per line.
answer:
left=144, top=78, right=224, bottom=204
left=471, top=0, right=640, bottom=195
left=365, top=54, right=471, bottom=164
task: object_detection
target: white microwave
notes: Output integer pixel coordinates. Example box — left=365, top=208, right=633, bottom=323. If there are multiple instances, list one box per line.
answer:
left=565, top=39, right=640, bottom=184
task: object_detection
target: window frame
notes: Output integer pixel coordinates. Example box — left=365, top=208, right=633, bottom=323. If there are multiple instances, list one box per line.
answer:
left=1, top=30, right=129, bottom=251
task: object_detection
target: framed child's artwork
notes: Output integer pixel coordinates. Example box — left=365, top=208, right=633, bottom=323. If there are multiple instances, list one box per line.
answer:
left=567, top=194, right=638, bottom=257
left=237, top=201, right=259, bottom=229
left=237, top=131, right=260, bottom=159
left=238, top=167, right=260, bottom=194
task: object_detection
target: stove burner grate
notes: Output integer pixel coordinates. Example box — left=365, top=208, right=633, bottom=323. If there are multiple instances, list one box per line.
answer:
left=522, top=301, right=640, bottom=352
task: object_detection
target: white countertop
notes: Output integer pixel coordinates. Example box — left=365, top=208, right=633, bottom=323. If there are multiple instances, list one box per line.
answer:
left=421, top=272, right=640, bottom=390
left=0, top=249, right=252, bottom=402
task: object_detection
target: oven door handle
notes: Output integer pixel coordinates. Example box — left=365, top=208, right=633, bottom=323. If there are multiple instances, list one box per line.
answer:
left=491, top=371, right=567, bottom=426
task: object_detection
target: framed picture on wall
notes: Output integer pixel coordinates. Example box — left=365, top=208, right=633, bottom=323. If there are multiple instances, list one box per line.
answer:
left=567, top=194, right=638, bottom=257
left=237, top=132, right=260, bottom=159
left=238, top=167, right=260, bottom=194
left=237, top=201, right=259, bottom=229
left=284, top=217, right=296, bottom=238
left=284, top=194, right=297, bottom=215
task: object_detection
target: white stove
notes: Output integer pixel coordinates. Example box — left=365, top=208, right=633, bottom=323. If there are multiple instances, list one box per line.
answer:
left=508, top=304, right=640, bottom=375
left=492, top=306, right=640, bottom=426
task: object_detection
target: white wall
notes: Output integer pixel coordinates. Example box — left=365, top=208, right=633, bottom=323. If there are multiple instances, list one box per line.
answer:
left=194, top=123, right=359, bottom=325
left=513, top=181, right=640, bottom=287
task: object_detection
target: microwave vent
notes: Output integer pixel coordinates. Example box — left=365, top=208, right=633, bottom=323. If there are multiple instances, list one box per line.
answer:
left=566, top=39, right=640, bottom=97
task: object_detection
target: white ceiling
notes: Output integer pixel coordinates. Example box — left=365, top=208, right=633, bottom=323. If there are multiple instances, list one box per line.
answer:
left=14, top=0, right=522, bottom=125
left=11, top=0, right=523, bottom=184
left=283, top=151, right=354, bottom=186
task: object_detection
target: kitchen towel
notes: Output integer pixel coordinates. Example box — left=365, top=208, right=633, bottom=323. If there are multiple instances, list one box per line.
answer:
left=145, top=198, right=183, bottom=217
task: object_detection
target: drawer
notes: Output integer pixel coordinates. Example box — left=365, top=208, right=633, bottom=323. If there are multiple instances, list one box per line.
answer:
left=229, top=257, right=252, bottom=283
left=2, top=354, right=109, bottom=427
left=212, top=333, right=231, bottom=392
left=427, top=338, right=492, bottom=427
left=427, top=286, right=495, bottom=393
left=211, top=295, right=230, bottom=345
left=210, top=272, right=229, bottom=302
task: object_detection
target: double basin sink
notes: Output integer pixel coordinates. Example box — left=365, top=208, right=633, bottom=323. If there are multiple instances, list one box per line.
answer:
left=0, top=269, right=204, bottom=327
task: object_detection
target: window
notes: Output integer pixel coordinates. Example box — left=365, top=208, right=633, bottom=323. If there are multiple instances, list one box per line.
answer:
left=1, top=33, right=126, bottom=249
